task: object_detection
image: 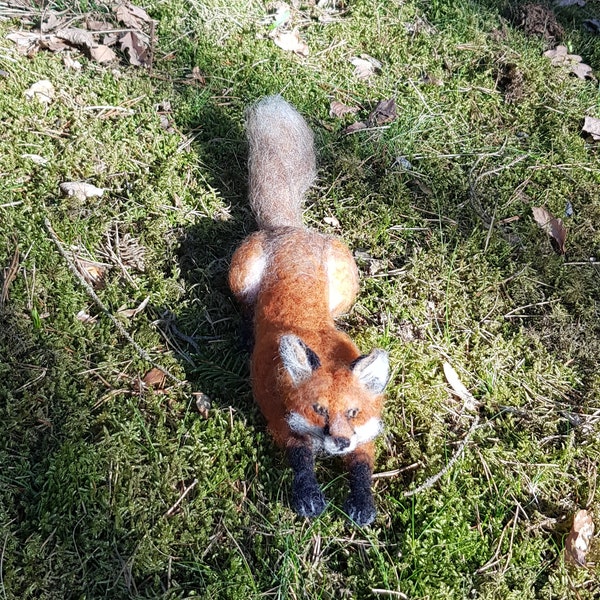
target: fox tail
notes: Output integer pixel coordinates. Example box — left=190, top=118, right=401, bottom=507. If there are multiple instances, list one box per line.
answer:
left=246, top=95, right=317, bottom=229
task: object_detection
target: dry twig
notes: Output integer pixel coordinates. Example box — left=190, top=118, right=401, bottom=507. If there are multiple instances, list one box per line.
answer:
left=403, top=414, right=481, bottom=498
left=1, top=239, right=19, bottom=307
left=44, top=217, right=185, bottom=386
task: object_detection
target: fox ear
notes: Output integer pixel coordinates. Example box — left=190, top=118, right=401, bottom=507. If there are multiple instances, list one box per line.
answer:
left=279, top=334, right=321, bottom=386
left=351, top=349, right=389, bottom=394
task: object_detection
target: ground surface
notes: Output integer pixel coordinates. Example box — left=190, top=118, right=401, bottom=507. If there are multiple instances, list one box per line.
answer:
left=1, top=0, right=599, bottom=598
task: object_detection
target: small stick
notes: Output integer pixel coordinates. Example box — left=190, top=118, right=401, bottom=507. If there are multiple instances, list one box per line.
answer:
left=370, top=589, right=408, bottom=599
left=403, top=414, right=481, bottom=498
left=44, top=218, right=185, bottom=386
left=373, top=462, right=421, bottom=480
left=165, top=479, right=198, bottom=516
left=1, top=240, right=19, bottom=307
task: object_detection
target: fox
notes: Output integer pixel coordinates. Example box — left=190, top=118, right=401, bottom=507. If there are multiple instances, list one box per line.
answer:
left=228, top=96, right=390, bottom=526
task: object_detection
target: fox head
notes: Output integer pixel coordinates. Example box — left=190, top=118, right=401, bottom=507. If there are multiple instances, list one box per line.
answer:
left=279, top=334, right=389, bottom=456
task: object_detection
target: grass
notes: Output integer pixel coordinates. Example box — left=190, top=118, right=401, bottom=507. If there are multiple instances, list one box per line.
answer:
left=1, top=0, right=600, bottom=598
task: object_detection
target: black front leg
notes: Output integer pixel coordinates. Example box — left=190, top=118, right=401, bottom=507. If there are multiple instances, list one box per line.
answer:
left=238, top=305, right=255, bottom=352
left=344, top=459, right=376, bottom=526
left=287, top=443, right=326, bottom=518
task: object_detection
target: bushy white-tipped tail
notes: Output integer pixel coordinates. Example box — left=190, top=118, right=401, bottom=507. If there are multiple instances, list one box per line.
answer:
left=246, top=96, right=316, bottom=229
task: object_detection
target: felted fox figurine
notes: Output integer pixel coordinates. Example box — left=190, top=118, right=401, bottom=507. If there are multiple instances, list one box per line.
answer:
left=228, top=96, right=389, bottom=526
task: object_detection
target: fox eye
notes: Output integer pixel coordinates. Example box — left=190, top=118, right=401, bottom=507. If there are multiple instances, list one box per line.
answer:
left=347, top=408, right=359, bottom=419
left=313, top=403, right=328, bottom=417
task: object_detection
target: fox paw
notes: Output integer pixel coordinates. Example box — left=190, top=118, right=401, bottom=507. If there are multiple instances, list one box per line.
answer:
left=344, top=492, right=376, bottom=526
left=292, top=482, right=326, bottom=518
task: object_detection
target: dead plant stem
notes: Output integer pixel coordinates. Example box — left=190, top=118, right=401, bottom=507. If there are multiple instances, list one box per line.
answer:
left=44, top=217, right=185, bottom=387
left=403, top=414, right=481, bottom=498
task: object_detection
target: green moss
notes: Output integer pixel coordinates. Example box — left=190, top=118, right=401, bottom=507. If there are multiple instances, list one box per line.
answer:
left=1, top=0, right=599, bottom=598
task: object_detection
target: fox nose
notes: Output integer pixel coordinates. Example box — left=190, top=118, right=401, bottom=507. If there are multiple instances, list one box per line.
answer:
left=332, top=436, right=350, bottom=450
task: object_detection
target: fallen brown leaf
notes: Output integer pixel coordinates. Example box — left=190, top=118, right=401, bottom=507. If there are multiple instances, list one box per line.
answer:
left=564, top=509, right=594, bottom=566
left=342, top=121, right=368, bottom=134
left=85, top=19, right=113, bottom=32
left=412, top=178, right=433, bottom=197
left=22, top=153, right=49, bottom=165
left=6, top=31, right=39, bottom=54
left=185, top=66, right=206, bottom=86
left=60, top=181, right=105, bottom=201
left=24, top=80, right=54, bottom=104
left=74, top=258, right=109, bottom=289
left=76, top=309, right=98, bottom=324
left=543, top=45, right=593, bottom=79
left=55, top=27, right=95, bottom=50
left=115, top=2, right=155, bottom=29
left=159, top=114, right=175, bottom=132
left=570, top=62, right=593, bottom=79
left=420, top=72, right=444, bottom=86
left=63, top=53, right=82, bottom=70
left=582, top=115, right=600, bottom=141
left=89, top=44, right=117, bottom=64
left=142, top=367, right=166, bottom=390
left=272, top=29, right=309, bottom=56
left=119, top=31, right=151, bottom=66
left=367, top=98, right=397, bottom=126
left=394, top=156, right=413, bottom=170
left=532, top=205, right=567, bottom=254
left=103, top=33, right=119, bottom=48
left=39, top=36, right=71, bottom=53
left=41, top=13, right=65, bottom=33
left=193, top=391, right=212, bottom=418
left=329, top=100, right=359, bottom=118
left=350, top=55, right=381, bottom=79
left=323, top=216, right=341, bottom=228
left=117, top=296, right=150, bottom=318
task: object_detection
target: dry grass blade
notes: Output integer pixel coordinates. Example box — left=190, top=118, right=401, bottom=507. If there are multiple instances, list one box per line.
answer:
left=98, top=226, right=146, bottom=284
left=443, top=361, right=480, bottom=411
left=165, top=479, right=198, bottom=516
left=371, top=589, right=408, bottom=598
left=1, top=241, right=19, bottom=307
left=0, top=1, right=39, bottom=19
